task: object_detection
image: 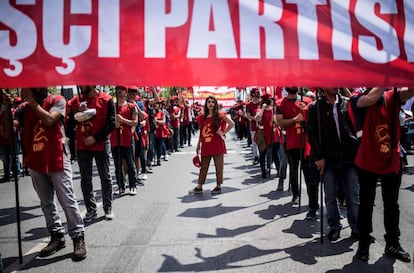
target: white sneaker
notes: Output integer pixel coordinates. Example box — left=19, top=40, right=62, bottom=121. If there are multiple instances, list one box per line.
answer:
left=130, top=187, right=137, bottom=195
left=140, top=174, right=148, bottom=180
left=164, top=154, right=169, bottom=161
left=105, top=209, right=114, bottom=220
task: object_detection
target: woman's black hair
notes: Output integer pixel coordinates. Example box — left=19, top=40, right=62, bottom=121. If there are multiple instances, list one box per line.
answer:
left=203, top=96, right=220, bottom=130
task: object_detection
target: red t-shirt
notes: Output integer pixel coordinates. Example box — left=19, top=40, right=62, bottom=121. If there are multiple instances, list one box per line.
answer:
left=276, top=96, right=312, bottom=150
left=246, top=101, right=260, bottom=131
left=169, top=105, right=181, bottom=129
left=197, top=113, right=227, bottom=156
left=354, top=90, right=401, bottom=174
left=154, top=110, right=169, bottom=138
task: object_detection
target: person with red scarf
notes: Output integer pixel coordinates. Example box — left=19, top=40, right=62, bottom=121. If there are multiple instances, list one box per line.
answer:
left=353, top=87, right=414, bottom=262
left=18, top=87, right=86, bottom=261
left=189, top=96, right=234, bottom=195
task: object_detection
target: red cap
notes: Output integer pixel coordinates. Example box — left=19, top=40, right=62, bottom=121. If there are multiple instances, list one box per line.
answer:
left=192, top=155, right=201, bottom=168
left=14, top=97, right=22, bottom=103
left=261, top=93, right=271, bottom=100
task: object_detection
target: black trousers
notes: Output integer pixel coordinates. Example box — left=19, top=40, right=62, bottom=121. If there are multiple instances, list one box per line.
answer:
left=286, top=148, right=319, bottom=210
left=357, top=167, right=402, bottom=246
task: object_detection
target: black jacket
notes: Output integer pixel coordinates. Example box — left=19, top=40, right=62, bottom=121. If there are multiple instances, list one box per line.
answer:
left=306, top=94, right=358, bottom=163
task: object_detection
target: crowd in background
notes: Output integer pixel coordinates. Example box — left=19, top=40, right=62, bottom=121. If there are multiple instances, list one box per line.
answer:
left=1, top=85, right=414, bottom=263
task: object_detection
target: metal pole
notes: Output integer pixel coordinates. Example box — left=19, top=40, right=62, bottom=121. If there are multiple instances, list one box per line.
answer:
left=298, top=87, right=304, bottom=211
left=3, top=89, right=23, bottom=264
left=316, top=88, right=324, bottom=243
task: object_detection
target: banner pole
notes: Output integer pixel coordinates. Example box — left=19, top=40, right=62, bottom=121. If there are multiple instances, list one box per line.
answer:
left=3, top=89, right=24, bottom=264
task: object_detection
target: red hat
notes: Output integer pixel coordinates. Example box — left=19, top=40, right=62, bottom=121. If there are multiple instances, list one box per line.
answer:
left=261, top=93, right=271, bottom=100
left=192, top=154, right=201, bottom=168
left=14, top=97, right=22, bottom=103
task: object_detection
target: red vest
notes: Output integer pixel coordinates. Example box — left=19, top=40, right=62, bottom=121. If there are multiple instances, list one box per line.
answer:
left=355, top=90, right=401, bottom=174
left=23, top=95, right=65, bottom=173
left=71, top=92, right=112, bottom=151
left=110, top=102, right=135, bottom=147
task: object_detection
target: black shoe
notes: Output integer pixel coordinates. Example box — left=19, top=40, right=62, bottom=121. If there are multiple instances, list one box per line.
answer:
left=253, top=157, right=259, bottom=165
left=261, top=171, right=267, bottom=178
left=72, top=235, right=87, bottom=261
left=189, top=187, right=203, bottom=194
left=39, top=232, right=66, bottom=257
left=291, top=196, right=299, bottom=206
left=328, top=229, right=340, bottom=242
left=211, top=186, right=222, bottom=195
left=0, top=177, right=10, bottom=183
left=305, top=209, right=316, bottom=220
left=355, top=247, right=369, bottom=261
left=385, top=244, right=411, bottom=262
left=276, top=179, right=284, bottom=191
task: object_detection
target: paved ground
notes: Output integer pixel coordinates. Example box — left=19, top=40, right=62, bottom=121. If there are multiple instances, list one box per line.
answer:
left=1, top=133, right=413, bottom=273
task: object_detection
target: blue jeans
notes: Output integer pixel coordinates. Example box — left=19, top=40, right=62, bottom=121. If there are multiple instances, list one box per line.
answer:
left=322, top=162, right=359, bottom=232
left=77, top=139, right=113, bottom=213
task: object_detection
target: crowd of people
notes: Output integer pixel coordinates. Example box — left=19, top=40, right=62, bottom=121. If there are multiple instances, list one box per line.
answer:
left=229, top=86, right=414, bottom=263
left=1, top=85, right=413, bottom=264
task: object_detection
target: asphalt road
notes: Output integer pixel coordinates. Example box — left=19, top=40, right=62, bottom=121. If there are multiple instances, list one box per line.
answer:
left=1, top=133, right=413, bottom=273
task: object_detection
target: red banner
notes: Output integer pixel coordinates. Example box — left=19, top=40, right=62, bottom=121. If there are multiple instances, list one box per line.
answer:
left=0, top=0, right=413, bottom=88
left=192, top=86, right=236, bottom=108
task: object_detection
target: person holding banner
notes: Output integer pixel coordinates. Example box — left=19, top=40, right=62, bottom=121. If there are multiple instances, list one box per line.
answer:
left=190, top=96, right=234, bottom=195
left=70, top=85, right=115, bottom=222
left=18, top=87, right=86, bottom=261
left=352, top=87, right=414, bottom=262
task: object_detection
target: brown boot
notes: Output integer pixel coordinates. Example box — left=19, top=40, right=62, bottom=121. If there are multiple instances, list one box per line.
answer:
left=39, top=232, right=66, bottom=257
left=72, top=235, right=87, bottom=261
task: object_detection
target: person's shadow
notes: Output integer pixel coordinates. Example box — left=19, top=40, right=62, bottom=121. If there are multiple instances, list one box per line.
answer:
left=326, top=255, right=396, bottom=273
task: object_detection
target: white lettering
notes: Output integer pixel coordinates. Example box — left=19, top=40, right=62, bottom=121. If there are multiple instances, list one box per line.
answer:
left=331, top=0, right=353, bottom=60
left=98, top=0, right=120, bottom=57
left=0, top=0, right=37, bottom=76
left=286, top=0, right=327, bottom=60
left=355, top=0, right=399, bottom=63
left=187, top=0, right=236, bottom=58
left=239, top=0, right=284, bottom=59
left=404, top=0, right=414, bottom=61
left=145, top=0, right=188, bottom=58
left=43, top=0, right=92, bottom=75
